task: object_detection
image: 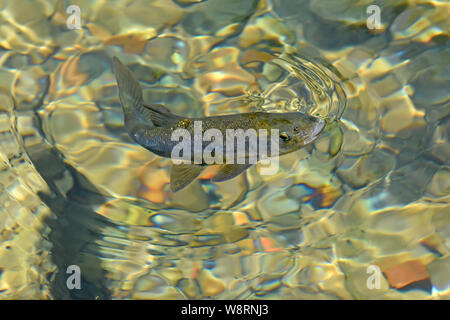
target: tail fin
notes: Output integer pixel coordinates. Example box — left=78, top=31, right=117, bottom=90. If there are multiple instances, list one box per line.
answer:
left=113, top=57, right=183, bottom=129
left=113, top=57, right=154, bottom=129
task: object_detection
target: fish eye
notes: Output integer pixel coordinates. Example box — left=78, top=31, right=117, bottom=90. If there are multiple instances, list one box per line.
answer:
left=279, top=132, right=290, bottom=142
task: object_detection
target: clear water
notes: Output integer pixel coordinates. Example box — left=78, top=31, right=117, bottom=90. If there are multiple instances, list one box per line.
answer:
left=0, top=0, right=448, bottom=299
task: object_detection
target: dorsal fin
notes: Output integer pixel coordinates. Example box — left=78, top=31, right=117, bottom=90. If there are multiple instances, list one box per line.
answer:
left=143, top=103, right=183, bottom=127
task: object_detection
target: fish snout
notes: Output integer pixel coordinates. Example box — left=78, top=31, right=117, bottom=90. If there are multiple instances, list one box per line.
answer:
left=302, top=117, right=325, bottom=145
left=313, top=117, right=326, bottom=137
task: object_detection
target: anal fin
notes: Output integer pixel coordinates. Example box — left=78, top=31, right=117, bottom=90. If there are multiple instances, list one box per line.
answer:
left=170, top=163, right=205, bottom=192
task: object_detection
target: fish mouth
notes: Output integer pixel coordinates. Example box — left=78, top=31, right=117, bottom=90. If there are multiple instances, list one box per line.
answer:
left=303, top=118, right=326, bottom=145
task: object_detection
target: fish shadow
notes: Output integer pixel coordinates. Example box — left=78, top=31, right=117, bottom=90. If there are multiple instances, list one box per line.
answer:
left=26, top=142, right=112, bottom=300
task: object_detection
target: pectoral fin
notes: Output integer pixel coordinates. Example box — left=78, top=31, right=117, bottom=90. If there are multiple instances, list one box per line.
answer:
left=211, top=164, right=252, bottom=182
left=170, top=163, right=205, bottom=192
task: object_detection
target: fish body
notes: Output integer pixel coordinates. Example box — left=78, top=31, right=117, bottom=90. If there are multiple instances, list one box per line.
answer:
left=113, top=57, right=325, bottom=191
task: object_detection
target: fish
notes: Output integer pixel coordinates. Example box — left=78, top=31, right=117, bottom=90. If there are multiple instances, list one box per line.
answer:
left=112, top=56, right=325, bottom=192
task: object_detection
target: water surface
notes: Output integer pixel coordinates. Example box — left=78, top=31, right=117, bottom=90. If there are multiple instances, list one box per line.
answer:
left=0, top=0, right=449, bottom=299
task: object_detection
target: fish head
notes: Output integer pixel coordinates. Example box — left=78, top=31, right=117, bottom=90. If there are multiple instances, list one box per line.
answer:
left=267, top=112, right=325, bottom=153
